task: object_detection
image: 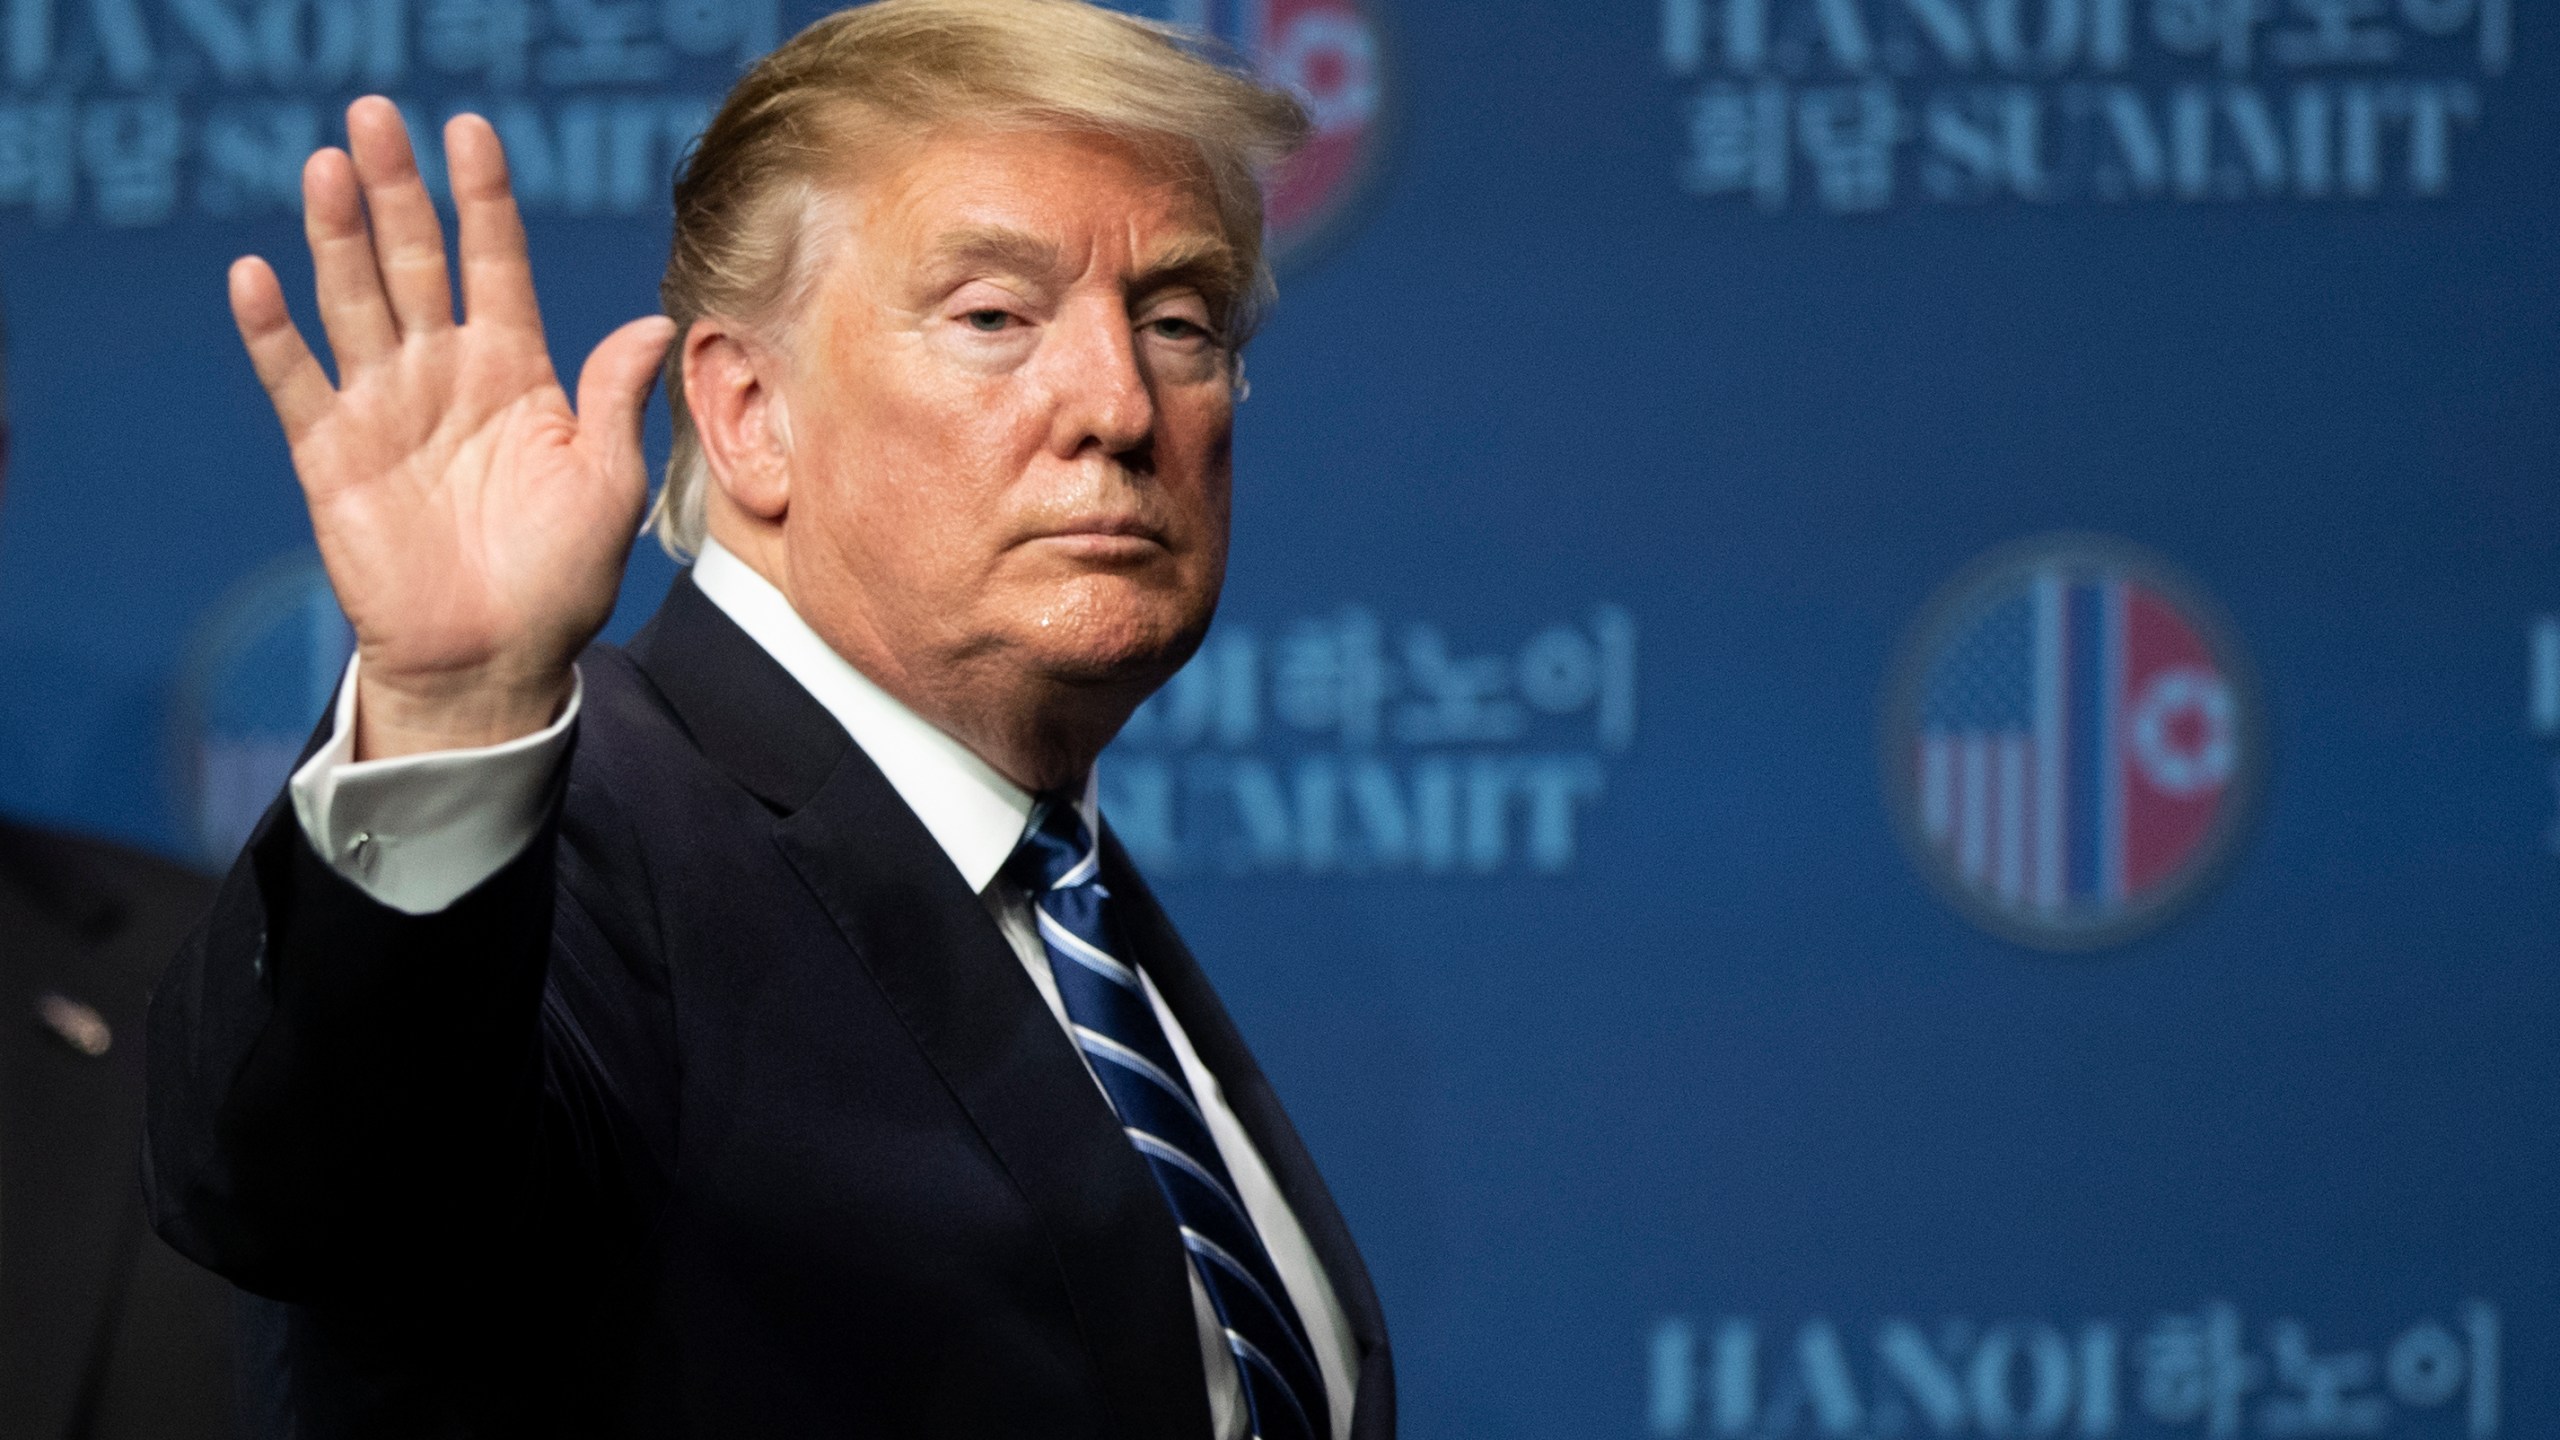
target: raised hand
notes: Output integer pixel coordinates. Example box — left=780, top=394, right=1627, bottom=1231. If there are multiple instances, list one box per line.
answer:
left=230, top=97, right=675, bottom=760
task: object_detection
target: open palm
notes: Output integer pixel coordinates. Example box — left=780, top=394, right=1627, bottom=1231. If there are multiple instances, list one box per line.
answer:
left=230, top=97, right=674, bottom=758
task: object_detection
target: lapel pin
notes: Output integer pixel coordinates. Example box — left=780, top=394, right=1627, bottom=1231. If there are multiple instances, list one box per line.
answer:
left=36, top=992, right=111, bottom=1058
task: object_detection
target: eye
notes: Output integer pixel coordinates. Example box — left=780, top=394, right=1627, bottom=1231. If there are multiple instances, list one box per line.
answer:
left=962, top=308, right=1016, bottom=333
left=1145, top=316, right=1213, bottom=343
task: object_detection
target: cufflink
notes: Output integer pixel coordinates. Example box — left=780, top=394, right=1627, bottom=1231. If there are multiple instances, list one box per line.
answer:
left=35, top=992, right=111, bottom=1058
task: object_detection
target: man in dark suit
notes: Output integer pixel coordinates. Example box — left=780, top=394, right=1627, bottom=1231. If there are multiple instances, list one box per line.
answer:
left=145, top=2, right=1391, bottom=1435
left=0, top=358, right=239, bottom=1439
left=3, top=829, right=240, bottom=1440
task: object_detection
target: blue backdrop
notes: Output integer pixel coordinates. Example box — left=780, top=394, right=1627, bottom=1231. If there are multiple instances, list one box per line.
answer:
left=0, top=0, right=2552, bottom=1435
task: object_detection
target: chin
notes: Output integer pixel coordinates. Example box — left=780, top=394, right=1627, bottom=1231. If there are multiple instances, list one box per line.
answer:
left=1012, top=579, right=1214, bottom=691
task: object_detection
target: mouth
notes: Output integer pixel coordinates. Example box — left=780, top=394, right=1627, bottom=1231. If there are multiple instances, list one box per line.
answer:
left=1024, top=516, right=1169, bottom=563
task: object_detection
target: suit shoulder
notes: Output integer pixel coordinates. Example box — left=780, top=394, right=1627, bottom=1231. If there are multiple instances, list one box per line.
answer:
left=549, top=635, right=831, bottom=922
left=563, top=643, right=742, bottom=837
left=549, top=643, right=751, bottom=929
left=0, top=819, right=215, bottom=941
left=572, top=642, right=699, bottom=770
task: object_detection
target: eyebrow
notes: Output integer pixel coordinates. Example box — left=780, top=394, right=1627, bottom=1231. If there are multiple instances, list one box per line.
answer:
left=925, top=225, right=1063, bottom=283
left=1132, top=233, right=1244, bottom=302
left=922, top=224, right=1243, bottom=307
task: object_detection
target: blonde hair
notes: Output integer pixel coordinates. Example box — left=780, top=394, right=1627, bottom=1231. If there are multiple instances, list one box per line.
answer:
left=647, top=0, right=1311, bottom=559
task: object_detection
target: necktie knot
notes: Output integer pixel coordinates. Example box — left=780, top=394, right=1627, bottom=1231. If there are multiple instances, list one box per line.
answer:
left=1007, top=792, right=1095, bottom=894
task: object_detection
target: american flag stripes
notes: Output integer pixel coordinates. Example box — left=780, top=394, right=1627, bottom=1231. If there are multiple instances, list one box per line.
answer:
left=1899, top=543, right=2253, bottom=946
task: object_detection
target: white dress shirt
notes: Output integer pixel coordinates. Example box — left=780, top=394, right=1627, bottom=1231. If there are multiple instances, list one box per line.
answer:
left=287, top=538, right=1357, bottom=1440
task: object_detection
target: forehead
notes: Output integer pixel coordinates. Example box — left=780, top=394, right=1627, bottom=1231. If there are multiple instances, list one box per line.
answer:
left=837, top=124, right=1232, bottom=281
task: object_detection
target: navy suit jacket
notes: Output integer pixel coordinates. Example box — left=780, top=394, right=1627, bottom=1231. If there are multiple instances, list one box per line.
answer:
left=143, top=575, right=1394, bottom=1439
left=0, top=822, right=237, bottom=1439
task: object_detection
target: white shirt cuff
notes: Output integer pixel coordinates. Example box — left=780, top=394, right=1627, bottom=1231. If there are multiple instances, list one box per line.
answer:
left=287, top=658, right=581, bottom=916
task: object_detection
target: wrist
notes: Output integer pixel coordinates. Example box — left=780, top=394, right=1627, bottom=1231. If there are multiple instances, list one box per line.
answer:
left=352, top=660, right=574, bottom=761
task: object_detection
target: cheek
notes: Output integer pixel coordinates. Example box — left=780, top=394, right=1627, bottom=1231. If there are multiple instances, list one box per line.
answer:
left=874, top=349, right=1050, bottom=485
left=1184, top=472, right=1233, bottom=564
left=1166, top=403, right=1236, bottom=539
left=793, top=365, right=1018, bottom=554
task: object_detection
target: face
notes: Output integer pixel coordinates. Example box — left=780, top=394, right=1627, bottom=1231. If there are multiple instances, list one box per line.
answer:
left=770, top=125, right=1238, bottom=710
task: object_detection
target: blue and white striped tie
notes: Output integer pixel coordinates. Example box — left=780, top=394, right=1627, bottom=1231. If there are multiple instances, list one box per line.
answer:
left=1010, top=795, right=1330, bottom=1440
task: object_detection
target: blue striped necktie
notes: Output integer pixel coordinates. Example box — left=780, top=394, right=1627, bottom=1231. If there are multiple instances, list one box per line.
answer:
left=1009, top=795, right=1330, bottom=1440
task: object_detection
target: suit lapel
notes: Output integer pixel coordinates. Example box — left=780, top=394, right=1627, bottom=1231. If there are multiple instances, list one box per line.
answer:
left=0, top=828, right=147, bottom=1440
left=627, top=575, right=1213, bottom=1440
left=1098, top=834, right=1398, bottom=1440
left=623, top=574, right=850, bottom=814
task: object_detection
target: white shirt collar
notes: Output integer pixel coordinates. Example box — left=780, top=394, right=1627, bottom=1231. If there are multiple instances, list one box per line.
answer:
left=690, top=536, right=1093, bottom=894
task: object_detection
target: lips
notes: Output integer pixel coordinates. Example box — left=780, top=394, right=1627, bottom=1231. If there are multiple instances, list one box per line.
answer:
left=1024, top=514, right=1167, bottom=548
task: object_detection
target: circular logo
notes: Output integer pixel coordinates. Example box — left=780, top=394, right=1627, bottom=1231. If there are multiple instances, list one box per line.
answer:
left=170, top=551, right=354, bottom=867
left=1882, top=535, right=2264, bottom=952
left=1107, top=0, right=1392, bottom=266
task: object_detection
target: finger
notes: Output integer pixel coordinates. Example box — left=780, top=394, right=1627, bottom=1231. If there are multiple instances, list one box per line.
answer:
left=446, top=114, right=543, bottom=339
left=229, top=256, right=334, bottom=444
left=574, top=316, right=679, bottom=478
left=302, top=146, right=399, bottom=374
left=345, top=96, right=454, bottom=339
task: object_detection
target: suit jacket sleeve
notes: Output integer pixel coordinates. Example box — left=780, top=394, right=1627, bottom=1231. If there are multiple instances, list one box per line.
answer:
left=141, top=770, right=567, bottom=1304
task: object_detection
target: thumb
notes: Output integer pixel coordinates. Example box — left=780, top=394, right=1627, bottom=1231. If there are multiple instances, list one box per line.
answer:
left=574, top=315, right=679, bottom=476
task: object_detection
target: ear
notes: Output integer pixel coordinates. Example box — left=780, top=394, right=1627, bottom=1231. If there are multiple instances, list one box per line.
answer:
left=682, top=317, right=790, bottom=522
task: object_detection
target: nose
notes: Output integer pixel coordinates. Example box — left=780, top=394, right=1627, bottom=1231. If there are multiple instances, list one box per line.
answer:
left=1047, top=296, right=1157, bottom=463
